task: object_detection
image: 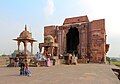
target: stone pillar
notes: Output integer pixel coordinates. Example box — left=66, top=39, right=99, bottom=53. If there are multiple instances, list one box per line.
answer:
left=24, top=41, right=27, bottom=55
left=51, top=47, right=54, bottom=57
left=104, top=53, right=106, bottom=64
left=56, top=47, right=58, bottom=56
left=64, top=29, right=68, bottom=54
left=104, top=44, right=106, bottom=64
left=58, top=30, right=65, bottom=55
left=18, top=41, right=21, bottom=54
left=30, top=41, right=33, bottom=54
left=78, top=27, right=81, bottom=58
left=58, top=30, right=62, bottom=54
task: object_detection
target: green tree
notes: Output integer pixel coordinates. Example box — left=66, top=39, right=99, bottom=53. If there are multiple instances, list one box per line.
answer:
left=111, top=58, right=117, bottom=62
left=11, top=50, right=31, bottom=58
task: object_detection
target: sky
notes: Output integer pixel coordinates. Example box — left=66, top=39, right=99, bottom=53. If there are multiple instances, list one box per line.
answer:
left=0, top=0, right=120, bottom=57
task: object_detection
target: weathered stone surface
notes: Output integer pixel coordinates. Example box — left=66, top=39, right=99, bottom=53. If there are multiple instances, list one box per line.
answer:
left=0, top=64, right=119, bottom=84
left=63, top=15, right=89, bottom=25
left=42, top=15, right=109, bottom=63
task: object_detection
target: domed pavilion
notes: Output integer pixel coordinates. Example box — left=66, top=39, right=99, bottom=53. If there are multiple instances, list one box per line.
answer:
left=13, top=25, right=37, bottom=59
left=39, top=35, right=58, bottom=58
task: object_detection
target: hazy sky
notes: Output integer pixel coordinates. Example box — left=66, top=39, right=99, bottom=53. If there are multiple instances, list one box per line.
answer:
left=0, top=0, right=120, bottom=57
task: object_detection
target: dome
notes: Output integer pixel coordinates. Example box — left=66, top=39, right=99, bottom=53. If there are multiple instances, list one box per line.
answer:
left=18, top=25, right=32, bottom=39
left=44, top=35, right=54, bottom=43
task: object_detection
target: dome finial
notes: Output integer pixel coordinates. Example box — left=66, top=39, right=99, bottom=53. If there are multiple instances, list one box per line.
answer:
left=25, top=25, right=27, bottom=31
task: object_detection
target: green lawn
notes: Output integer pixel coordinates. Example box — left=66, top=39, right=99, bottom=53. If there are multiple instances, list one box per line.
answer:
left=110, top=61, right=120, bottom=67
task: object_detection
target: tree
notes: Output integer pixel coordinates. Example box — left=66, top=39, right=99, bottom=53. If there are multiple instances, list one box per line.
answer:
left=106, top=56, right=110, bottom=61
left=11, top=50, right=32, bottom=58
left=110, top=58, right=118, bottom=62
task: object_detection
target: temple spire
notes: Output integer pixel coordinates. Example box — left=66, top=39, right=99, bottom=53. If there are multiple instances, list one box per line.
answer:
left=25, top=25, right=27, bottom=31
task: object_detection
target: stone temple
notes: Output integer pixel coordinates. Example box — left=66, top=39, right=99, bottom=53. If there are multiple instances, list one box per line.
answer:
left=40, top=15, right=109, bottom=63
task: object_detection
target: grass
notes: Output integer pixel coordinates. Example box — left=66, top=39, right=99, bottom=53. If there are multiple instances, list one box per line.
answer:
left=110, top=61, right=120, bottom=67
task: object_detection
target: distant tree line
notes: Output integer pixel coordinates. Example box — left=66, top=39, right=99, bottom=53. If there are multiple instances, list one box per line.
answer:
left=106, top=56, right=120, bottom=62
left=0, top=54, right=10, bottom=57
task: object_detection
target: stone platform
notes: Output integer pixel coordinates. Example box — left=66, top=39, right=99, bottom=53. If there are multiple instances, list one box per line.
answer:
left=0, top=64, right=119, bottom=84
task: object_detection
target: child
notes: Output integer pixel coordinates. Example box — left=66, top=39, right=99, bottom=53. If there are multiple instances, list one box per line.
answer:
left=25, top=68, right=31, bottom=76
left=24, top=60, right=32, bottom=76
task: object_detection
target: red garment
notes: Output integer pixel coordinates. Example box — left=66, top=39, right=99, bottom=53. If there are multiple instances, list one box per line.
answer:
left=44, top=49, right=46, bottom=56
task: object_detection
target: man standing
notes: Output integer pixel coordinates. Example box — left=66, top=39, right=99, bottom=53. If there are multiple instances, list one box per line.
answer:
left=14, top=56, right=19, bottom=67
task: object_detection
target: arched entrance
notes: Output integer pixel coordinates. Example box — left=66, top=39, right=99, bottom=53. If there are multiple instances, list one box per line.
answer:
left=66, top=27, right=79, bottom=54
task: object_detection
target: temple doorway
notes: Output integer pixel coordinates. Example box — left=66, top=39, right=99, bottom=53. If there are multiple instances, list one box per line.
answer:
left=66, top=27, right=79, bottom=54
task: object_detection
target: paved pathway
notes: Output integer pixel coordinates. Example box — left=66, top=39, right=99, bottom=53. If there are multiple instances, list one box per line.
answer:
left=0, top=64, right=119, bottom=84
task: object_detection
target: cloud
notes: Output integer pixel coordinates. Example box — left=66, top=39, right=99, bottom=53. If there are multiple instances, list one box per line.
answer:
left=44, top=0, right=55, bottom=16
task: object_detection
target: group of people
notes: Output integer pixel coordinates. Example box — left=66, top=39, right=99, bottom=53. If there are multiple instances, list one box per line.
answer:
left=65, top=54, right=78, bottom=65
left=35, top=52, right=52, bottom=67
left=19, top=59, right=31, bottom=76
left=14, top=56, right=31, bottom=76
left=35, top=52, right=47, bottom=61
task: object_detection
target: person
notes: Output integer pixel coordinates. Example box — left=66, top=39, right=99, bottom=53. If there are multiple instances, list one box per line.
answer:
left=14, top=56, right=19, bottom=67
left=35, top=52, right=39, bottom=60
left=108, top=57, right=111, bottom=65
left=73, top=56, right=78, bottom=65
left=86, top=57, right=90, bottom=63
left=68, top=54, right=72, bottom=65
left=46, top=55, right=51, bottom=67
left=20, top=60, right=25, bottom=76
left=53, top=58, right=56, bottom=66
left=24, top=60, right=31, bottom=76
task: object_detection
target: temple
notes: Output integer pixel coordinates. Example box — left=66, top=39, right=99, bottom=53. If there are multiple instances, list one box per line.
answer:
left=39, top=15, right=109, bottom=63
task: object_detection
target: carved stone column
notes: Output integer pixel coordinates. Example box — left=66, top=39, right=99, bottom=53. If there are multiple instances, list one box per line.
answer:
left=78, top=26, right=81, bottom=58
left=57, top=30, right=62, bottom=55
left=23, top=41, right=28, bottom=55
left=56, top=47, right=58, bottom=56
left=30, top=41, right=33, bottom=54
left=18, top=41, right=21, bottom=54
left=104, top=34, right=106, bottom=64
left=64, top=29, right=68, bottom=54
left=51, top=47, right=54, bottom=57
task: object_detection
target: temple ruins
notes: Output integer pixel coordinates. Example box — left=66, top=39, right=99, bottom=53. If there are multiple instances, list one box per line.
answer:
left=39, top=15, right=109, bottom=63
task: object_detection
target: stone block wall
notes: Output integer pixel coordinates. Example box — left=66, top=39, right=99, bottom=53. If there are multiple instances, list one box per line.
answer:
left=44, top=25, right=56, bottom=37
left=43, top=15, right=108, bottom=63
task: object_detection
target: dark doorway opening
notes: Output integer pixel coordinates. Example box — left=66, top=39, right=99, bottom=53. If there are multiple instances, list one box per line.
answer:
left=66, top=27, right=79, bottom=54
